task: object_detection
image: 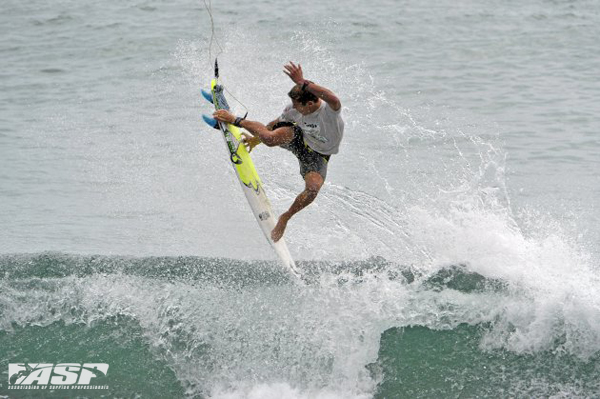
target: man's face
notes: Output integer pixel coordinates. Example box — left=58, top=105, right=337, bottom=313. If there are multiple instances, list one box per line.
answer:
left=292, top=99, right=314, bottom=115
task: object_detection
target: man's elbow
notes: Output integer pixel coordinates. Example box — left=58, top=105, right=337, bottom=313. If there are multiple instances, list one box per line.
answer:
left=328, top=95, right=341, bottom=111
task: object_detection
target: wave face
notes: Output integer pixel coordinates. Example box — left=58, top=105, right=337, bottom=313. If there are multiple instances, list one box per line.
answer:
left=1, top=253, right=599, bottom=398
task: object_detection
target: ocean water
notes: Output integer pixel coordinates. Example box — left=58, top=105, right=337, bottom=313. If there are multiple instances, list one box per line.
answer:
left=1, top=0, right=599, bottom=398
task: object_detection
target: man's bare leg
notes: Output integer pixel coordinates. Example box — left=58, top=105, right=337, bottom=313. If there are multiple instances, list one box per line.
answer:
left=271, top=171, right=324, bottom=242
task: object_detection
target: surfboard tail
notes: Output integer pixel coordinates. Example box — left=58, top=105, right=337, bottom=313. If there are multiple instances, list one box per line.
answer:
left=202, top=114, right=220, bottom=129
left=201, top=89, right=214, bottom=104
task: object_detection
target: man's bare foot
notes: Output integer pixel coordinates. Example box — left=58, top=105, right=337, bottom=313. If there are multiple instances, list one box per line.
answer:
left=271, top=213, right=291, bottom=242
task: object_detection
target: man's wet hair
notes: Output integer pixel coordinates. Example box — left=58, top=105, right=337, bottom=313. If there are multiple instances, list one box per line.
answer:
left=288, top=84, right=318, bottom=105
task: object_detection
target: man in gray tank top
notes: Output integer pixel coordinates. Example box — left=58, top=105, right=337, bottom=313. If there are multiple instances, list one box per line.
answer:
left=213, top=62, right=344, bottom=242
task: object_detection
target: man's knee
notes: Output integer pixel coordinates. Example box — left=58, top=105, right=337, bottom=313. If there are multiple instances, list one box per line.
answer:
left=263, top=127, right=294, bottom=147
left=305, top=172, right=324, bottom=196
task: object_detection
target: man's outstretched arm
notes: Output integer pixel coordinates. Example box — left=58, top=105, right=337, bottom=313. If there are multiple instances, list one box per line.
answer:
left=284, top=62, right=341, bottom=111
left=213, top=110, right=293, bottom=147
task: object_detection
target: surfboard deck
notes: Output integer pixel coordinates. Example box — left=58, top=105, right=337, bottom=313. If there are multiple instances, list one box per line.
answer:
left=202, top=61, right=301, bottom=279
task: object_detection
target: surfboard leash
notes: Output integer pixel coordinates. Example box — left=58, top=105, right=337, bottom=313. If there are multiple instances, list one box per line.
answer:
left=202, top=2, right=250, bottom=117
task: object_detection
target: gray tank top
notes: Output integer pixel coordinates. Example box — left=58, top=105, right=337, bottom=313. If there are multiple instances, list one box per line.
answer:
left=279, top=101, right=344, bottom=155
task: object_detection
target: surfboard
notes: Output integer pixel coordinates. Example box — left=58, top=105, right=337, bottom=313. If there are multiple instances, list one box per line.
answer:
left=201, top=60, right=301, bottom=279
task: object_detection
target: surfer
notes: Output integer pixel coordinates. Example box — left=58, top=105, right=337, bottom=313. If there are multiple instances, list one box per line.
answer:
left=213, top=61, right=344, bottom=242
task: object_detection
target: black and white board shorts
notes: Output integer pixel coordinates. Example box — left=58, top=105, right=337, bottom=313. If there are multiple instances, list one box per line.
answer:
left=275, top=122, right=331, bottom=179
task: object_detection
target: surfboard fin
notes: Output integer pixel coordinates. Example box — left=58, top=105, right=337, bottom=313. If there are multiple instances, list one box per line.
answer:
left=202, top=114, right=220, bottom=130
left=201, top=89, right=214, bottom=104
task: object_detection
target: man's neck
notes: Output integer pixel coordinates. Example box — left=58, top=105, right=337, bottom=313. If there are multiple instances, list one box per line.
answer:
left=305, top=99, right=322, bottom=115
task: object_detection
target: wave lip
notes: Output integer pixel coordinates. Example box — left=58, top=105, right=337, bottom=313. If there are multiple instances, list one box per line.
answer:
left=1, top=252, right=599, bottom=398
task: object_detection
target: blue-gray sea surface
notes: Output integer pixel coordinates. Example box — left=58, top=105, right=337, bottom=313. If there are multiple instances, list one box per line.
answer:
left=1, top=0, right=599, bottom=398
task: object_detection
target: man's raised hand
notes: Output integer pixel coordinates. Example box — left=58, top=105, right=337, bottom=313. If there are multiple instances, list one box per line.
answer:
left=284, top=62, right=304, bottom=85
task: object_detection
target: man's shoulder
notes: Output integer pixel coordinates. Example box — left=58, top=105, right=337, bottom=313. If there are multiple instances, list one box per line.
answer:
left=323, top=101, right=342, bottom=117
left=281, top=103, right=300, bottom=120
